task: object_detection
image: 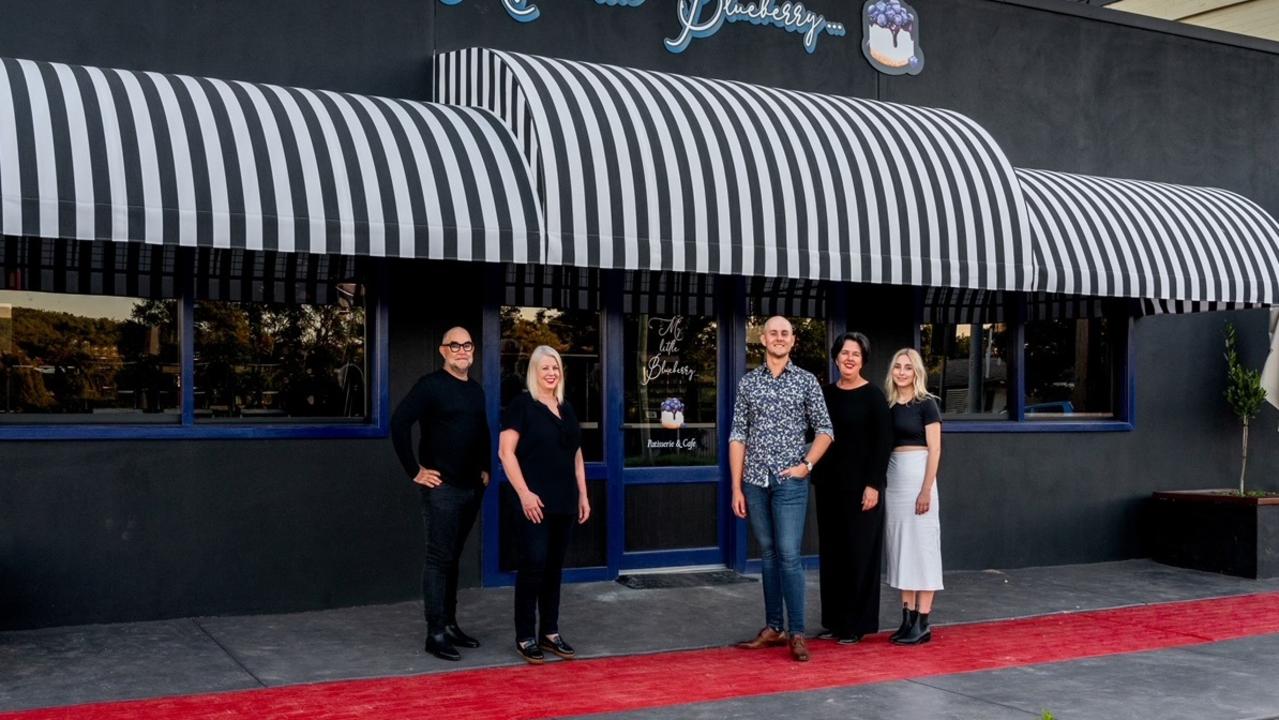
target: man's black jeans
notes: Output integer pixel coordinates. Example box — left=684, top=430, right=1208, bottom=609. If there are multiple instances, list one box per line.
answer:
left=514, top=512, right=574, bottom=641
left=420, top=483, right=484, bottom=634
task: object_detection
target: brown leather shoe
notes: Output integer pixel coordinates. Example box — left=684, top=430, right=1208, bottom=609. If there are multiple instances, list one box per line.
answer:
left=736, top=626, right=788, bottom=649
left=790, top=633, right=810, bottom=662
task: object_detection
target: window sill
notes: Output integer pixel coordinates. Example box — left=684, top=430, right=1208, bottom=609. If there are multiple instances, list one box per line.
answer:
left=943, top=420, right=1133, bottom=433
left=0, top=423, right=389, bottom=441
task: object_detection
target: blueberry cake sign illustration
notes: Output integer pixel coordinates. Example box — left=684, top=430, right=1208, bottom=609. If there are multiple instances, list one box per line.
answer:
left=861, top=0, right=923, bottom=76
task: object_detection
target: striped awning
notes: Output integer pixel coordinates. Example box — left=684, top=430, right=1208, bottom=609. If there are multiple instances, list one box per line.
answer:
left=0, top=236, right=363, bottom=305
left=0, top=56, right=542, bottom=262
left=1017, top=168, right=1279, bottom=307
left=437, top=48, right=1032, bottom=292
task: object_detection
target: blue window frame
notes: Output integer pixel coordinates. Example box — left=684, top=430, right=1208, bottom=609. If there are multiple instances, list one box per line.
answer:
left=915, top=292, right=1134, bottom=434
left=0, top=260, right=390, bottom=441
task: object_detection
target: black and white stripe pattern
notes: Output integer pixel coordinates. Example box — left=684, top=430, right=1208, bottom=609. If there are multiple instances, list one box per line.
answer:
left=503, top=264, right=600, bottom=310
left=192, top=247, right=361, bottom=305
left=922, top=288, right=1005, bottom=325
left=0, top=236, right=362, bottom=305
left=746, top=277, right=826, bottom=318
left=439, top=48, right=1032, bottom=290
left=1018, top=168, right=1279, bottom=305
left=922, top=287, right=1110, bottom=324
left=1140, top=299, right=1265, bottom=315
left=1, top=235, right=177, bottom=298
left=0, top=56, right=543, bottom=263
left=622, top=271, right=717, bottom=316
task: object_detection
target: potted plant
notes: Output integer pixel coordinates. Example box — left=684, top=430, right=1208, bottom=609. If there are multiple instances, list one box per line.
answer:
left=1151, top=321, right=1279, bottom=579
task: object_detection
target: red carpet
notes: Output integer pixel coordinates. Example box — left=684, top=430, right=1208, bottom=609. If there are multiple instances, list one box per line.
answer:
left=6, top=592, right=1279, bottom=720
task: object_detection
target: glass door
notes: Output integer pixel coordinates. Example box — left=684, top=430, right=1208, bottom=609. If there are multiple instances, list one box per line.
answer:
left=482, top=268, right=611, bottom=585
left=619, top=309, right=725, bottom=570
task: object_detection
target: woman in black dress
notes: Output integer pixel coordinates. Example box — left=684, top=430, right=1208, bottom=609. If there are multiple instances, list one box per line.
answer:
left=497, top=345, right=591, bottom=664
left=813, top=332, right=893, bottom=644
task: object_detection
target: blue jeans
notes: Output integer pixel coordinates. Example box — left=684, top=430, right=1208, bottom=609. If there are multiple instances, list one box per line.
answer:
left=744, top=476, right=809, bottom=634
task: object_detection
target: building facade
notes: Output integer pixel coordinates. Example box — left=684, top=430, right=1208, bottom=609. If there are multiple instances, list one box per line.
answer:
left=2, top=0, right=1278, bottom=629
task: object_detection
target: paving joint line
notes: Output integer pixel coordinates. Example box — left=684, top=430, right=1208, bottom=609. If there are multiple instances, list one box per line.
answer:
left=905, top=677, right=1043, bottom=717
left=189, top=619, right=267, bottom=689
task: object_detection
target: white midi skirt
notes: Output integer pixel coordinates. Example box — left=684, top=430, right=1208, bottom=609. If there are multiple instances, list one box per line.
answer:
left=884, top=450, right=943, bottom=591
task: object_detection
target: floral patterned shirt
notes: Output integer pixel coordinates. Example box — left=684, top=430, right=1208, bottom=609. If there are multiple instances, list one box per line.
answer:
left=729, top=361, right=834, bottom=488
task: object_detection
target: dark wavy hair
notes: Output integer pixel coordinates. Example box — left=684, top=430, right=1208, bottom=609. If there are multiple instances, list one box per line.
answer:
left=830, top=331, right=870, bottom=364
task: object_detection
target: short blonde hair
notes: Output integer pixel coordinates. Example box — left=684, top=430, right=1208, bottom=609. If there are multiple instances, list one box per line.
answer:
left=884, top=348, right=935, bottom=405
left=526, top=345, right=566, bottom=403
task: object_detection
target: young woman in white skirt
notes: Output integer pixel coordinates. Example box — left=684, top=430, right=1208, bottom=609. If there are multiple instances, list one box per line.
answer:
left=883, top=348, right=942, bottom=645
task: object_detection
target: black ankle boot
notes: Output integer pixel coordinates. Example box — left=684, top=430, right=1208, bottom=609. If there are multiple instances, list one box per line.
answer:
left=444, top=623, right=481, bottom=649
left=424, top=631, right=461, bottom=661
left=890, top=607, right=915, bottom=642
left=893, top=611, right=931, bottom=645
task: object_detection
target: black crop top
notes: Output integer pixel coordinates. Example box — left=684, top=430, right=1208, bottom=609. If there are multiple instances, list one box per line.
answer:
left=890, top=397, right=941, bottom=448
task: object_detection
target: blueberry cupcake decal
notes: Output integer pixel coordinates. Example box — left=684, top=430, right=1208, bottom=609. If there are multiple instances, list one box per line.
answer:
left=660, top=397, right=685, bottom=430
left=862, top=0, right=924, bottom=76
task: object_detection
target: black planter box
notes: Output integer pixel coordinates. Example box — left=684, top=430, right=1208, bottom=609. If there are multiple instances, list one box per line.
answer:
left=1151, top=491, right=1279, bottom=579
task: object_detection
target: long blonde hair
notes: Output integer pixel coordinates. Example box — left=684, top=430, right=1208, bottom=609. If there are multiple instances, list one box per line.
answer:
left=526, top=345, right=566, bottom=403
left=884, top=348, right=934, bottom=406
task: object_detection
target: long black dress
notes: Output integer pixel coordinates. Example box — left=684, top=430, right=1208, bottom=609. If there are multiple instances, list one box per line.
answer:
left=813, top=381, right=894, bottom=637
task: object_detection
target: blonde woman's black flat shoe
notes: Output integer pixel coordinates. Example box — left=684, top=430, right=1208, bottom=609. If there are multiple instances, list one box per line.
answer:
left=540, top=633, right=576, bottom=659
left=516, top=638, right=545, bottom=664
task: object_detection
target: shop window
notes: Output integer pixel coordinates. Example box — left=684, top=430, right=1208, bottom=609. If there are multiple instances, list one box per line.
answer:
left=623, top=312, right=718, bottom=467
left=920, top=322, right=1011, bottom=418
left=499, top=306, right=603, bottom=461
left=1024, top=317, right=1116, bottom=419
left=745, top=315, right=828, bottom=380
left=193, top=285, right=368, bottom=421
left=0, top=290, right=179, bottom=422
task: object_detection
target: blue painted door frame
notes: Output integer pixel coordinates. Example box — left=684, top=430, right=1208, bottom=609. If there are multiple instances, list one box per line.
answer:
left=481, top=268, right=744, bottom=586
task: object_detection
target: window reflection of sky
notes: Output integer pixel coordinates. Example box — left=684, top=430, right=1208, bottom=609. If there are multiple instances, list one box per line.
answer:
left=0, top=290, right=142, bottom=321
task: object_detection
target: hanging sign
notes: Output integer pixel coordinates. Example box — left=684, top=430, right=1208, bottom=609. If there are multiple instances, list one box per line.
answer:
left=861, top=0, right=923, bottom=75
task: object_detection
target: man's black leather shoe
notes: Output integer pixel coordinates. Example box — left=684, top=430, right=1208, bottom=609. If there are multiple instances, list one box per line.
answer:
left=424, top=632, right=461, bottom=661
left=444, top=623, right=481, bottom=649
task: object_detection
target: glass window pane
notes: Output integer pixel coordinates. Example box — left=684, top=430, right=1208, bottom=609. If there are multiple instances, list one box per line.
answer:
left=499, top=307, right=603, bottom=461
left=919, top=322, right=1010, bottom=418
left=194, top=289, right=368, bottom=421
left=745, top=316, right=828, bottom=379
left=623, top=313, right=718, bottom=467
left=1025, top=317, right=1115, bottom=419
left=0, top=291, right=179, bottom=421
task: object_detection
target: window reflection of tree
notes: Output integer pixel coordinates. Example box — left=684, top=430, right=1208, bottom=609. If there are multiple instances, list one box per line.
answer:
left=499, top=306, right=603, bottom=459
left=920, top=322, right=1009, bottom=416
left=0, top=295, right=178, bottom=415
left=746, top=316, right=828, bottom=380
left=194, top=297, right=366, bottom=419
left=1025, top=318, right=1113, bottom=417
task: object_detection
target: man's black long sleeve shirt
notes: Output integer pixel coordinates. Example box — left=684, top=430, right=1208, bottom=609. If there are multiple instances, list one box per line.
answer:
left=391, top=370, right=492, bottom=488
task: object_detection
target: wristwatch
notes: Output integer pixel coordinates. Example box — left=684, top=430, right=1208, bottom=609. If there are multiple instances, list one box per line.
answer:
left=803, top=459, right=814, bottom=473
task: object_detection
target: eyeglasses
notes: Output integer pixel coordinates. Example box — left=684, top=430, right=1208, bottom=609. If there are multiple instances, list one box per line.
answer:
left=441, top=341, right=475, bottom=353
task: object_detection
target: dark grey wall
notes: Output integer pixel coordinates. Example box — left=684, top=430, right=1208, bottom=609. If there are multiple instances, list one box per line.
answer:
left=0, top=0, right=434, bottom=97
left=3, top=0, right=1279, bottom=628
left=0, top=260, right=489, bottom=630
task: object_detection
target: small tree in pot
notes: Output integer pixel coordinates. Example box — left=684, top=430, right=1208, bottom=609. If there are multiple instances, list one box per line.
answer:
left=1224, top=322, right=1268, bottom=496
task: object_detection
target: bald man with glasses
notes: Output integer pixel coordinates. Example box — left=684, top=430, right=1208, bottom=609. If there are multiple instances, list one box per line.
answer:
left=392, top=327, right=492, bottom=661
